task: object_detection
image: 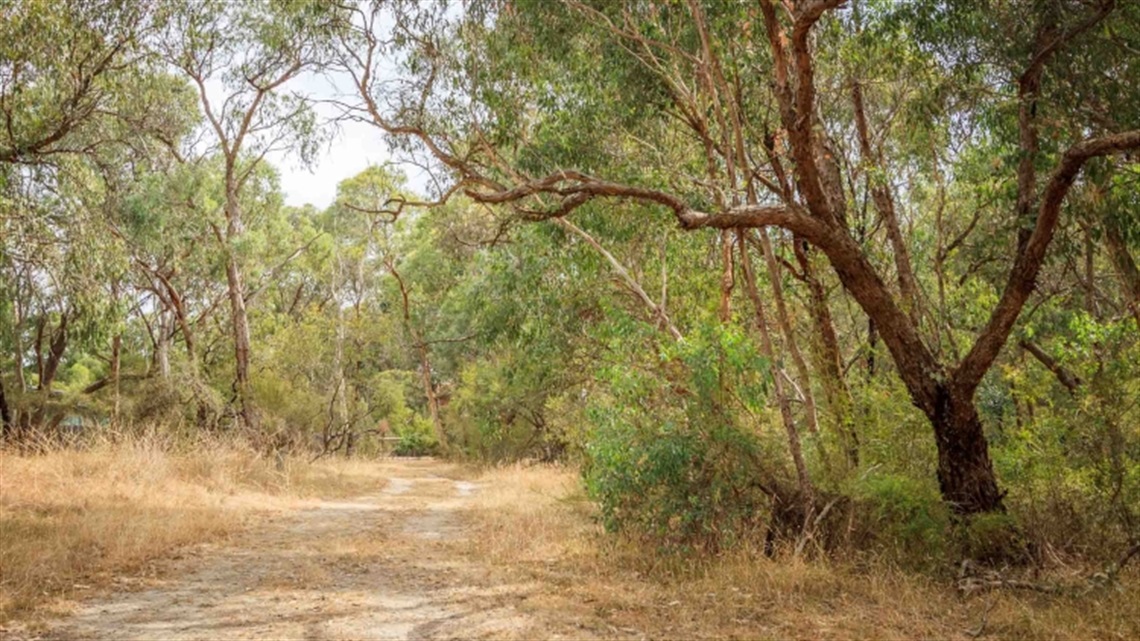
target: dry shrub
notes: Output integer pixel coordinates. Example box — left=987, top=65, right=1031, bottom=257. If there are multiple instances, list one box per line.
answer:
left=462, top=463, right=1140, bottom=640
left=0, top=434, right=382, bottom=621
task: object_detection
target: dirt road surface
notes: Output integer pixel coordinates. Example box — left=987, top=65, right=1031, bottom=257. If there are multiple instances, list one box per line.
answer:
left=34, top=458, right=590, bottom=641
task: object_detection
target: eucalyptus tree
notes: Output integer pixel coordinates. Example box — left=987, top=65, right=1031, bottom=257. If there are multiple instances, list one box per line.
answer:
left=0, top=1, right=172, bottom=164
left=2, top=0, right=199, bottom=436
left=157, top=0, right=328, bottom=429
left=334, top=0, right=1140, bottom=515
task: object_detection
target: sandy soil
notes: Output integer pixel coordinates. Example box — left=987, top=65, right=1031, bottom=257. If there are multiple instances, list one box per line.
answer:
left=30, top=458, right=571, bottom=641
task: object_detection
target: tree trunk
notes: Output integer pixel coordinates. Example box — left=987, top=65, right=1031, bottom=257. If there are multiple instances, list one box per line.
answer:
left=739, top=232, right=814, bottom=524
left=718, top=230, right=735, bottom=323
left=928, top=386, right=1005, bottom=515
left=386, top=258, right=446, bottom=447
left=110, top=333, right=122, bottom=425
left=225, top=239, right=257, bottom=431
left=1, top=375, right=12, bottom=439
left=852, top=77, right=921, bottom=325
left=416, top=342, right=444, bottom=445
left=39, top=312, right=68, bottom=393
left=757, top=231, right=818, bottom=434
left=13, top=302, right=26, bottom=393
left=794, top=239, right=858, bottom=465
left=1104, top=216, right=1140, bottom=328
left=155, top=310, right=171, bottom=378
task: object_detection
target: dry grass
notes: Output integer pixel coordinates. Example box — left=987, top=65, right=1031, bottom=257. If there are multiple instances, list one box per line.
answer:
left=463, top=463, right=1140, bottom=640
left=0, top=436, right=384, bottom=621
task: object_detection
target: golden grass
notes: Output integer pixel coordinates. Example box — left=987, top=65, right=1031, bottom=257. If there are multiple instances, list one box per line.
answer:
left=0, top=437, right=384, bottom=621
left=463, top=463, right=1140, bottom=641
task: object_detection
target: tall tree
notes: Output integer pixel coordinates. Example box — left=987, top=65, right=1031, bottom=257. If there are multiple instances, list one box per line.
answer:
left=159, top=0, right=324, bottom=429
left=333, top=0, right=1140, bottom=515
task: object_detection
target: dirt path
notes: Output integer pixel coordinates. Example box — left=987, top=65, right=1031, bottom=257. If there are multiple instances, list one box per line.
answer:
left=38, top=459, right=552, bottom=641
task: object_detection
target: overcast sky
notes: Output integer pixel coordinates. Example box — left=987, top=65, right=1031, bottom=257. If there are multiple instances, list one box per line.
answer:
left=259, top=71, right=418, bottom=210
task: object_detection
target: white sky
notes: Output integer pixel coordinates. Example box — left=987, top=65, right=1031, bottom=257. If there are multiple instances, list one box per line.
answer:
left=263, top=72, right=396, bottom=210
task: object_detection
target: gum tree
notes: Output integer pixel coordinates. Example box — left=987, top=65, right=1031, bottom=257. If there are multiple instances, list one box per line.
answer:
left=333, top=0, right=1140, bottom=515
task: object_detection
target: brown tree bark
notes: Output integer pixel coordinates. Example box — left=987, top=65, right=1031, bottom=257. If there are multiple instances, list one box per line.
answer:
left=794, top=239, right=858, bottom=464
left=852, top=78, right=921, bottom=324
left=1020, top=340, right=1081, bottom=394
left=386, top=259, right=446, bottom=447
left=929, top=386, right=1005, bottom=515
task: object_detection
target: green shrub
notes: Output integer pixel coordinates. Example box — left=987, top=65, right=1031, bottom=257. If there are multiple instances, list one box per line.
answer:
left=581, top=324, right=778, bottom=553
left=583, top=412, right=771, bottom=553
left=393, top=415, right=439, bottom=456
left=854, top=473, right=950, bottom=564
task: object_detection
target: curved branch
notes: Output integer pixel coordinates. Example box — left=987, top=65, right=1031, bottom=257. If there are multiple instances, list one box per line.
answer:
left=955, top=130, right=1140, bottom=394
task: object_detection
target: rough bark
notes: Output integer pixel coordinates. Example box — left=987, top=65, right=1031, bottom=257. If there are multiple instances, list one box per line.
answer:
left=928, top=387, right=1005, bottom=515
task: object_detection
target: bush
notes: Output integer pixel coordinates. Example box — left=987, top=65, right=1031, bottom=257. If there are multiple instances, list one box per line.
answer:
left=581, top=324, right=781, bottom=553
left=583, top=411, right=772, bottom=553
left=393, top=415, right=439, bottom=456
left=853, top=473, right=950, bottom=565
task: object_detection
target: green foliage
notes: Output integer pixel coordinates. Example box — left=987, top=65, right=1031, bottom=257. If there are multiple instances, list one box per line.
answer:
left=853, top=473, right=950, bottom=564
left=582, top=324, right=777, bottom=553
left=392, top=415, right=439, bottom=457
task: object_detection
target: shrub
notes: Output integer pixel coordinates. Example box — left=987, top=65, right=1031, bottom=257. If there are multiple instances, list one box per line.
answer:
left=393, top=415, right=439, bottom=456
left=581, top=324, right=780, bottom=553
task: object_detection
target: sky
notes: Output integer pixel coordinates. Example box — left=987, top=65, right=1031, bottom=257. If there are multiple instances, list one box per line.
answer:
left=261, top=72, right=396, bottom=210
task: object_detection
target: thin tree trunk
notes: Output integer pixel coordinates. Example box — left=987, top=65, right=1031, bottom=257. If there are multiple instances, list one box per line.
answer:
left=738, top=232, right=814, bottom=524
left=1, top=375, right=12, bottom=439
left=110, top=281, right=121, bottom=425
left=39, top=312, right=68, bottom=393
left=386, top=259, right=446, bottom=447
left=1020, top=340, right=1081, bottom=393
left=110, top=333, right=122, bottom=425
left=155, top=310, right=171, bottom=378
left=719, top=230, right=735, bottom=323
left=555, top=218, right=682, bottom=340
left=851, top=45, right=920, bottom=325
left=793, top=240, right=858, bottom=465
left=13, top=298, right=26, bottom=393
left=416, top=342, right=442, bottom=443
left=756, top=231, right=818, bottom=434
left=225, top=254, right=257, bottom=430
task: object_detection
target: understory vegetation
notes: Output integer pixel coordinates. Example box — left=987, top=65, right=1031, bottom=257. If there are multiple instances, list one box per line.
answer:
left=2, top=0, right=1139, bottom=632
